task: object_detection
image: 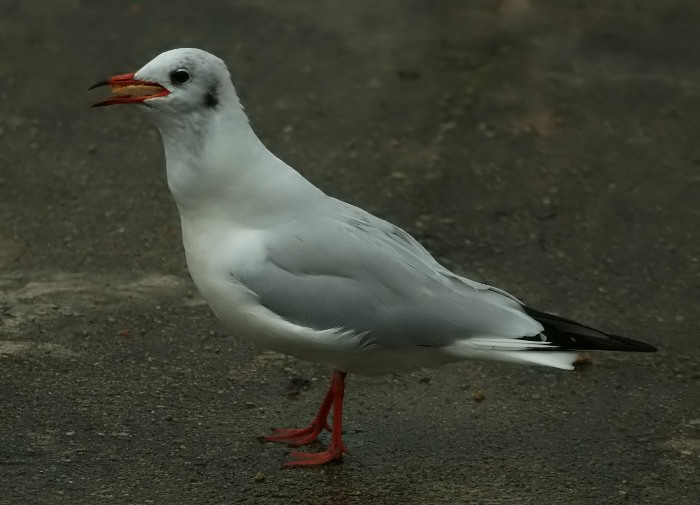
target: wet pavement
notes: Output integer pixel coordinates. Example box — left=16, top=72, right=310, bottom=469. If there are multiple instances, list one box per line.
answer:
left=1, top=1, right=698, bottom=503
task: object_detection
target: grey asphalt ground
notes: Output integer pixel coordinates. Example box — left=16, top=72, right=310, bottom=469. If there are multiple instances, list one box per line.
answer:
left=1, top=1, right=698, bottom=504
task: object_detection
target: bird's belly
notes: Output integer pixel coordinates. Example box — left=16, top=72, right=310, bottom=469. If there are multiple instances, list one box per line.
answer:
left=178, top=224, right=475, bottom=375
left=179, top=228, right=317, bottom=353
left=181, top=225, right=267, bottom=326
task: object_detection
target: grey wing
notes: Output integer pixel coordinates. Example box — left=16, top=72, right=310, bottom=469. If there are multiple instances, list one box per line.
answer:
left=239, top=203, right=541, bottom=349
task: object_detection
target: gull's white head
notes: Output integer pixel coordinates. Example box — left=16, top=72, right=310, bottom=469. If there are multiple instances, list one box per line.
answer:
left=91, top=48, right=268, bottom=210
left=91, top=48, right=237, bottom=122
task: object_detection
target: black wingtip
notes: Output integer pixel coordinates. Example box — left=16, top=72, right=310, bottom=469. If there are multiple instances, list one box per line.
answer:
left=523, top=306, right=658, bottom=353
left=600, top=333, right=657, bottom=353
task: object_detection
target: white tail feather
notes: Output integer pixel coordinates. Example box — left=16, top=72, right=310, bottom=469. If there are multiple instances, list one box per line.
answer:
left=445, top=343, right=577, bottom=370
left=493, top=350, right=577, bottom=370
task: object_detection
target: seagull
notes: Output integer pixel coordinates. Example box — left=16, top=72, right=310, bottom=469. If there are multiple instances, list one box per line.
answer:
left=91, top=48, right=657, bottom=467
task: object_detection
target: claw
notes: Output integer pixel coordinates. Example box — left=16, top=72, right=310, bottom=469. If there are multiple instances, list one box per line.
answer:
left=284, top=443, right=347, bottom=467
left=263, top=371, right=348, bottom=467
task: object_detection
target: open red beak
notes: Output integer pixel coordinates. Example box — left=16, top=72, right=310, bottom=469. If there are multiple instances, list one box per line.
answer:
left=89, top=72, right=169, bottom=107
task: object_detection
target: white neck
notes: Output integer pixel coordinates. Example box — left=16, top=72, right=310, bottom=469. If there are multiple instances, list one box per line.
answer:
left=147, top=86, right=324, bottom=228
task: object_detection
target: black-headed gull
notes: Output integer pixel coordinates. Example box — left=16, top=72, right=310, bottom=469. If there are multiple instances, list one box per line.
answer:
left=91, top=48, right=656, bottom=467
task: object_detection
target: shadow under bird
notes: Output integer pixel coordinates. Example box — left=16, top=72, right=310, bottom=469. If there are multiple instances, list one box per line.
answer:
left=90, top=48, right=657, bottom=467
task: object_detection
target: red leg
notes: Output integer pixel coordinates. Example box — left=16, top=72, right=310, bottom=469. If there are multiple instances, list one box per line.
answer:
left=285, top=370, right=348, bottom=467
left=263, top=373, right=335, bottom=446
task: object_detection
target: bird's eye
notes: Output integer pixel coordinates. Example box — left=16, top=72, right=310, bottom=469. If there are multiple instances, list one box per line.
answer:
left=170, top=69, right=190, bottom=85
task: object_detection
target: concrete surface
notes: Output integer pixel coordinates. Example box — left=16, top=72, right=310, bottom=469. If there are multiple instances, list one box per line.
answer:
left=1, top=1, right=698, bottom=504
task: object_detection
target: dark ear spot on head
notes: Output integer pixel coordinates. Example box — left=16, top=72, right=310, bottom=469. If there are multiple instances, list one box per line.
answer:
left=204, top=86, right=219, bottom=108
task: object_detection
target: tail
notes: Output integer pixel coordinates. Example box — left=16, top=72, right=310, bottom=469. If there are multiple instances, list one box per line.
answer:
left=522, top=306, right=657, bottom=353
left=448, top=306, right=656, bottom=370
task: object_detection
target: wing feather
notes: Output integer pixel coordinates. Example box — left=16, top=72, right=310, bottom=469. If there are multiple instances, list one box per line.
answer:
left=237, top=202, right=541, bottom=348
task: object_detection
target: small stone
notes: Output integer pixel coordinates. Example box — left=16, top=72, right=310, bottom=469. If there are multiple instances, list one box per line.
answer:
left=573, top=354, right=593, bottom=368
